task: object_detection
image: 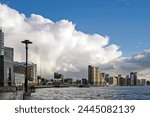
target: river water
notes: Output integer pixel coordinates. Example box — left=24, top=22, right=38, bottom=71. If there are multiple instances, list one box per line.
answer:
left=31, top=86, right=150, bottom=100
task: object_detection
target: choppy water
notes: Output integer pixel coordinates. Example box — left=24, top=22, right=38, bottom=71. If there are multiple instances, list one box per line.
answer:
left=31, top=86, right=150, bottom=100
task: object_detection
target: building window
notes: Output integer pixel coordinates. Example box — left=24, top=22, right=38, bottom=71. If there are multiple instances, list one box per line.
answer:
left=7, top=67, right=11, bottom=86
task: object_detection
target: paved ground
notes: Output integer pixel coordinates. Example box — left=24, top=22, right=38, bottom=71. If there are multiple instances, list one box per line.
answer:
left=0, top=91, right=23, bottom=100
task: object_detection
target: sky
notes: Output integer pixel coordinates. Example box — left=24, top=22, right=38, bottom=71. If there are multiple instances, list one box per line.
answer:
left=0, top=0, right=150, bottom=79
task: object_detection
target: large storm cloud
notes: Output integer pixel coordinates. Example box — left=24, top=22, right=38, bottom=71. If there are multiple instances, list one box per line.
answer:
left=0, top=3, right=122, bottom=77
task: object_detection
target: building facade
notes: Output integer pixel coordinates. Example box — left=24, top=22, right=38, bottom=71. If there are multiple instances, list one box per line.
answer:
left=0, top=28, right=4, bottom=55
left=14, top=62, right=37, bottom=81
left=112, top=76, right=118, bottom=86
left=88, top=65, right=105, bottom=85
left=14, top=73, right=25, bottom=86
left=64, top=78, right=73, bottom=84
left=54, top=72, right=64, bottom=79
left=88, top=65, right=99, bottom=85
left=0, top=28, right=14, bottom=86
left=53, top=72, right=64, bottom=83
left=130, top=72, right=137, bottom=86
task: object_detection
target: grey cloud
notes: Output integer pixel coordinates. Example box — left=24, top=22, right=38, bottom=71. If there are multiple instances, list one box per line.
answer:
left=103, top=50, right=150, bottom=79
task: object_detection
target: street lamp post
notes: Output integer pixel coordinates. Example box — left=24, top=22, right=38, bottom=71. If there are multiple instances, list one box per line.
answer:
left=21, top=40, right=32, bottom=93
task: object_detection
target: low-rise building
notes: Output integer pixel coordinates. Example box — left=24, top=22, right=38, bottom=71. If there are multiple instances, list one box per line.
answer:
left=54, top=72, right=64, bottom=83
left=140, top=79, right=146, bottom=86
left=82, top=78, right=88, bottom=84
left=64, top=78, right=73, bottom=84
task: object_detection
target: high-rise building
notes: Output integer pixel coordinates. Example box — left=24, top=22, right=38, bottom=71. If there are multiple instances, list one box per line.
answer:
left=95, top=67, right=100, bottom=85
left=140, top=79, right=146, bottom=86
left=118, top=75, right=124, bottom=86
left=88, top=65, right=99, bottom=85
left=0, top=28, right=14, bottom=86
left=100, top=73, right=106, bottom=86
left=88, top=65, right=105, bottom=85
left=123, top=77, right=128, bottom=86
left=0, top=27, right=4, bottom=55
left=136, top=79, right=140, bottom=86
left=130, top=72, right=137, bottom=86
left=104, top=74, right=110, bottom=83
left=126, top=75, right=131, bottom=86
left=112, top=76, right=118, bottom=86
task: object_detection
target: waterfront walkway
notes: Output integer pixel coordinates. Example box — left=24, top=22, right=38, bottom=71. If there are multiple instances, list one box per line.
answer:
left=0, top=91, right=23, bottom=100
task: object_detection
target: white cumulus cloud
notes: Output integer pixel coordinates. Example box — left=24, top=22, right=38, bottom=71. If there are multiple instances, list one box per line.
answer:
left=0, top=3, right=122, bottom=77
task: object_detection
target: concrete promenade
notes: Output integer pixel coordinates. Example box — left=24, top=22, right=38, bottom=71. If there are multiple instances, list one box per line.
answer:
left=0, top=86, right=23, bottom=100
left=0, top=91, right=23, bottom=100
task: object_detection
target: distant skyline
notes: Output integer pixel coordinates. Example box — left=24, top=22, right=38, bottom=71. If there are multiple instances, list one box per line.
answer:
left=0, top=0, right=150, bottom=79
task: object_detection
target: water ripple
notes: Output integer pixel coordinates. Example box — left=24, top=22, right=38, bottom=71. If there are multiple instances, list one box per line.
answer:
left=31, top=86, right=150, bottom=100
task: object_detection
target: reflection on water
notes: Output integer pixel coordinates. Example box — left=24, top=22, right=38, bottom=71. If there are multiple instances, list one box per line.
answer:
left=31, top=86, right=150, bottom=100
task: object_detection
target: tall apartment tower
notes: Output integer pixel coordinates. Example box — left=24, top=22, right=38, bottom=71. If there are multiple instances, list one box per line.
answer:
left=88, top=65, right=100, bottom=85
left=0, top=27, right=4, bottom=55
left=130, top=72, right=137, bottom=86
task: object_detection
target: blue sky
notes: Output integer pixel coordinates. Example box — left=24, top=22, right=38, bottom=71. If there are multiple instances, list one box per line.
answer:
left=0, top=0, right=150, bottom=56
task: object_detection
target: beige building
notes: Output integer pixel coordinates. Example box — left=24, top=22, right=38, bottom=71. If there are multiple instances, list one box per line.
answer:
left=88, top=65, right=105, bottom=86
left=112, top=76, right=118, bottom=86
